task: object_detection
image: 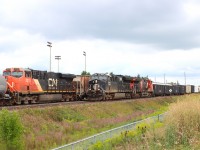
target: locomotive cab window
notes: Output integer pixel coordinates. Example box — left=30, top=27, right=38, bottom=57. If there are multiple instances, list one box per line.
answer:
left=25, top=71, right=31, bottom=78
left=3, top=71, right=11, bottom=76
left=11, top=71, right=23, bottom=78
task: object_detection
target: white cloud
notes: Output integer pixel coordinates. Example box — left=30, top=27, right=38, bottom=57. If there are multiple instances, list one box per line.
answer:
left=183, top=0, right=200, bottom=22
left=0, top=0, right=200, bottom=87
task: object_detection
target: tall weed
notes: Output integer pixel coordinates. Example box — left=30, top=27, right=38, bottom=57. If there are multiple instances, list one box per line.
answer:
left=0, top=109, right=24, bottom=150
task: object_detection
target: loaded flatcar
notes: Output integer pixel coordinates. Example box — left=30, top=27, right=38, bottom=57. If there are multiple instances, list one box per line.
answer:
left=2, top=68, right=76, bottom=104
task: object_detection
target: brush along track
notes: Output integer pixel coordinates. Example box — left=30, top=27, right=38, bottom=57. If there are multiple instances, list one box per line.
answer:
left=0, top=96, right=171, bottom=110
left=0, top=101, right=86, bottom=110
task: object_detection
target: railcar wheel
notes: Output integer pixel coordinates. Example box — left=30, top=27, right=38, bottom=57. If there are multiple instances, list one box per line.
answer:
left=0, top=100, right=6, bottom=106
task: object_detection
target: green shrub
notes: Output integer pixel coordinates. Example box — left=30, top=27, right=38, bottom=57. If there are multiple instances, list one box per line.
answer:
left=50, top=108, right=86, bottom=122
left=0, top=109, right=24, bottom=150
left=165, top=125, right=176, bottom=149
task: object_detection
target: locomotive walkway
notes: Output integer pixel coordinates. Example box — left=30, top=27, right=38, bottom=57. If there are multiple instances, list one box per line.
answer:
left=52, top=113, right=165, bottom=150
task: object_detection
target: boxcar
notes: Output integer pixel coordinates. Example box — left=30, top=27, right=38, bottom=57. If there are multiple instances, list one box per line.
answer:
left=164, top=84, right=173, bottom=95
left=172, top=85, right=180, bottom=95
left=191, top=85, right=195, bottom=93
left=153, top=83, right=165, bottom=96
left=186, top=85, right=192, bottom=94
left=179, top=85, right=186, bottom=94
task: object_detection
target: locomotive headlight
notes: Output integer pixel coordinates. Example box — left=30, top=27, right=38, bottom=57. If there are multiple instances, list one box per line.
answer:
left=95, top=80, right=97, bottom=83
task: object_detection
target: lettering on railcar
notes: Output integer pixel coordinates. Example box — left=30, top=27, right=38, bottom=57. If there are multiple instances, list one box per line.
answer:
left=48, top=78, right=58, bottom=88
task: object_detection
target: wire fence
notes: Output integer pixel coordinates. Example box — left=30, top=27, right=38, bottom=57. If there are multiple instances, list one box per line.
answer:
left=52, top=113, right=165, bottom=150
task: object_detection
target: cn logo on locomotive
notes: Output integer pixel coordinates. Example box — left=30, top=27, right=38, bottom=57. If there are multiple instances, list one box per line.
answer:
left=7, top=82, right=14, bottom=88
left=48, top=78, right=58, bottom=87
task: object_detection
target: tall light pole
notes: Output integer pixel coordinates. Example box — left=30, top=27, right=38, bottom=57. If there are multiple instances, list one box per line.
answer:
left=55, top=56, right=61, bottom=72
left=184, top=72, right=186, bottom=85
left=83, top=51, right=86, bottom=93
left=83, top=51, right=86, bottom=73
left=164, top=73, right=165, bottom=84
left=47, top=42, right=52, bottom=72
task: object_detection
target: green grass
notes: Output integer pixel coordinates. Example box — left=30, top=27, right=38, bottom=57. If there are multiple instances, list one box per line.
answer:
left=0, top=95, right=182, bottom=150
left=110, top=94, right=200, bottom=150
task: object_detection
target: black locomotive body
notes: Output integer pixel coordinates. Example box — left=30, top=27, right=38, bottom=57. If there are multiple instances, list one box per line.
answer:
left=30, top=69, right=77, bottom=102
left=86, top=73, right=133, bottom=100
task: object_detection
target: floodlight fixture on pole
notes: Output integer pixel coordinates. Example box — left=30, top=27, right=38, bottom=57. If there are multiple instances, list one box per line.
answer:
left=47, top=41, right=52, bottom=72
left=55, top=56, right=61, bottom=72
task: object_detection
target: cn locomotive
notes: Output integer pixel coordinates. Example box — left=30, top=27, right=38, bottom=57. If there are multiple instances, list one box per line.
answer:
left=86, top=73, right=153, bottom=100
left=1, top=68, right=77, bottom=105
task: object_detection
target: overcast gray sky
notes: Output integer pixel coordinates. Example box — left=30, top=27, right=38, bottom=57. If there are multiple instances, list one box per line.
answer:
left=0, top=0, right=200, bottom=87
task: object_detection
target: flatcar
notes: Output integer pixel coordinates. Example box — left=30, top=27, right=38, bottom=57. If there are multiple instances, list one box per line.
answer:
left=2, top=68, right=77, bottom=105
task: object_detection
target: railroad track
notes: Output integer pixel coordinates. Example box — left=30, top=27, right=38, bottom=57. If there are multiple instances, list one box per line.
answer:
left=0, top=101, right=87, bottom=110
left=0, top=96, right=174, bottom=110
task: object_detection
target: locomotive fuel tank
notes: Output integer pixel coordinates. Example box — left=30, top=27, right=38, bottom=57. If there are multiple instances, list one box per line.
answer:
left=0, top=75, right=7, bottom=99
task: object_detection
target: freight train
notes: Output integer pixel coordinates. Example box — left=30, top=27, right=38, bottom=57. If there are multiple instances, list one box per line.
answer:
left=86, top=73, right=195, bottom=100
left=0, top=68, right=195, bottom=105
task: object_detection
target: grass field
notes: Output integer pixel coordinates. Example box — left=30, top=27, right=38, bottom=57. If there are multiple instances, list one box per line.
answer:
left=102, top=94, right=200, bottom=150
left=0, top=96, right=182, bottom=150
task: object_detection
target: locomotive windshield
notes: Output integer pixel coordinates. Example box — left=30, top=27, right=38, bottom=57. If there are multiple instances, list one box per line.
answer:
left=11, top=71, right=23, bottom=78
left=3, top=71, right=11, bottom=76
left=91, top=74, right=108, bottom=81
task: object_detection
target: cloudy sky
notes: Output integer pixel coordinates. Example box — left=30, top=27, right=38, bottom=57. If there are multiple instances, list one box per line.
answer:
left=1, top=0, right=200, bottom=87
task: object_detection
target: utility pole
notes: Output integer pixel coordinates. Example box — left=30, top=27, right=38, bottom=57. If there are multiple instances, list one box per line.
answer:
left=83, top=51, right=86, bottom=93
left=83, top=51, right=86, bottom=74
left=47, top=42, right=52, bottom=72
left=164, top=74, right=165, bottom=84
left=55, top=56, right=61, bottom=72
left=184, top=72, right=186, bottom=85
